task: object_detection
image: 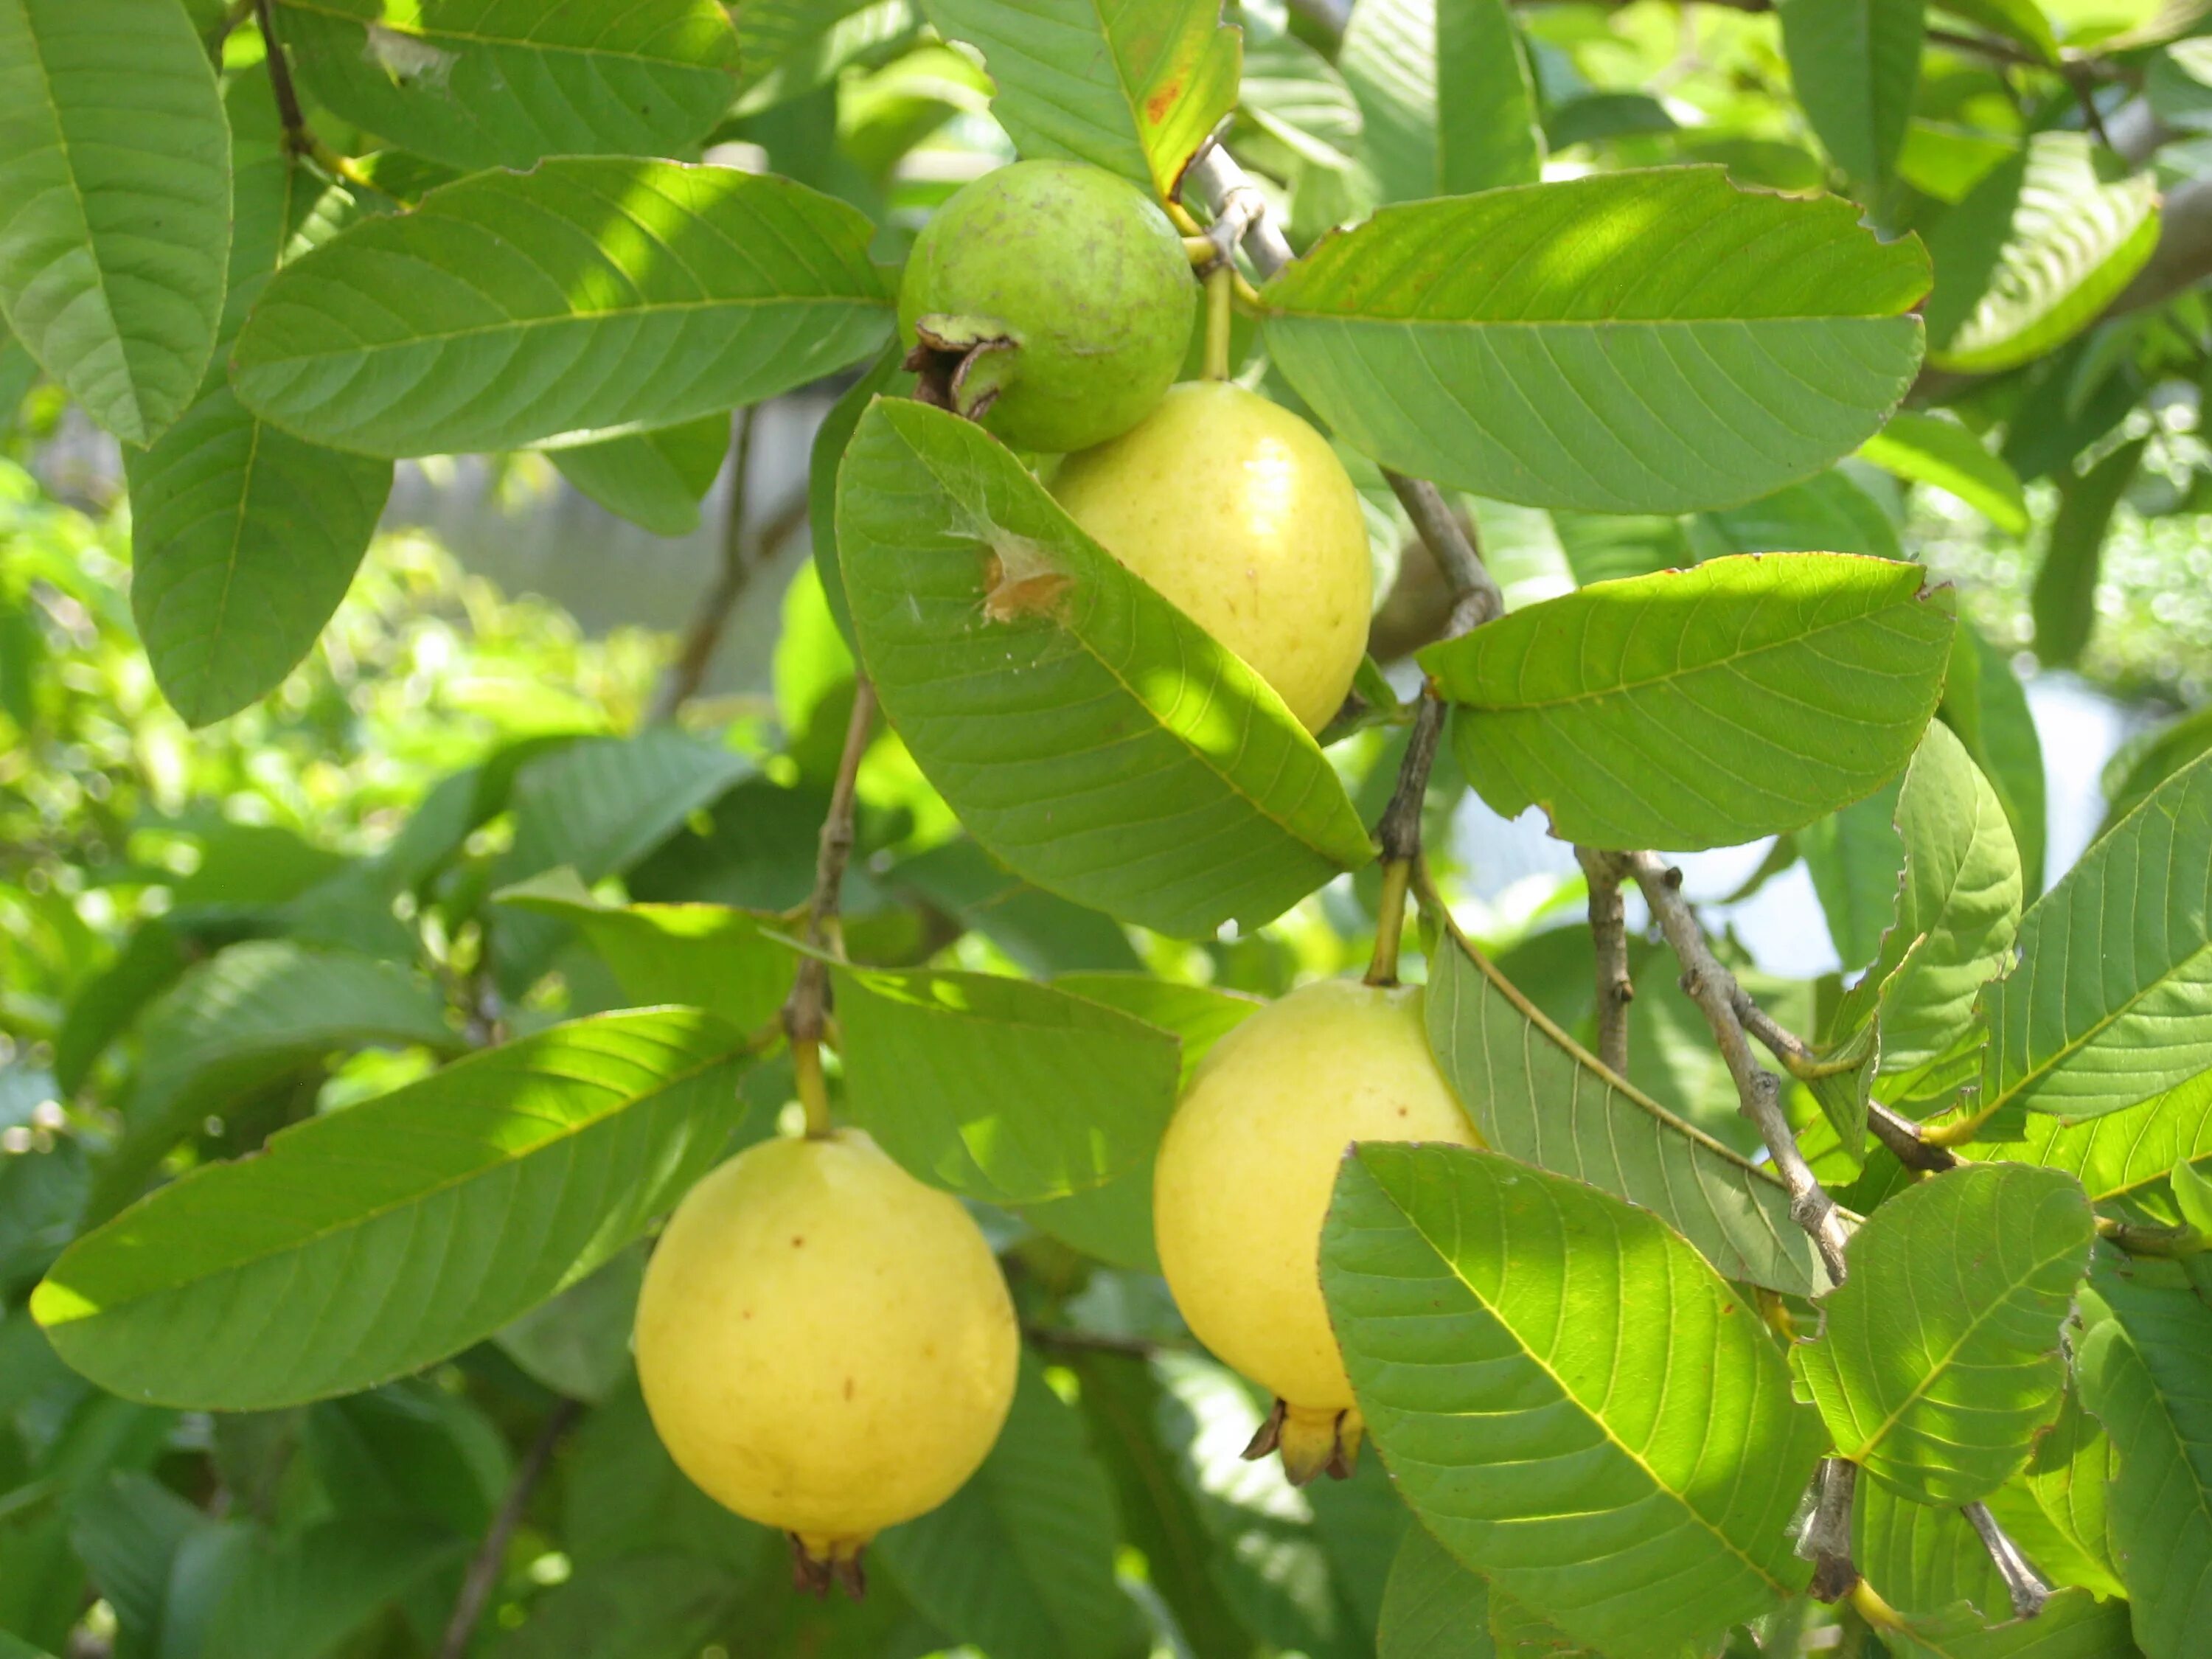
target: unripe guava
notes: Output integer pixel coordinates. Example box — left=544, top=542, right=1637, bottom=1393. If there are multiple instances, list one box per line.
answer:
left=1053, top=382, right=1372, bottom=734
left=1152, top=978, right=1480, bottom=1482
left=898, top=159, right=1197, bottom=453
left=633, top=1129, right=1018, bottom=1592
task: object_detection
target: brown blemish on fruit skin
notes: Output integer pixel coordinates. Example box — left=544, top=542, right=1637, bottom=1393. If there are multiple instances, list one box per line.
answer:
left=791, top=1236, right=805, bottom=1248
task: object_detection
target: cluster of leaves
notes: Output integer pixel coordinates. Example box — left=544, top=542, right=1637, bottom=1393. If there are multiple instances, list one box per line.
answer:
left=5, top=0, right=2212, bottom=1657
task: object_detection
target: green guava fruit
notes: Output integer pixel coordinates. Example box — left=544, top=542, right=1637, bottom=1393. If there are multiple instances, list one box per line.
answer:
left=898, top=159, right=1197, bottom=453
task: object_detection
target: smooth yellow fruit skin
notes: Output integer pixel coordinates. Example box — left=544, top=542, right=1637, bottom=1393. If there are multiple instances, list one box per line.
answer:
left=1153, top=979, right=1480, bottom=1414
left=1052, top=382, right=1373, bottom=734
left=634, top=1130, right=1017, bottom=1552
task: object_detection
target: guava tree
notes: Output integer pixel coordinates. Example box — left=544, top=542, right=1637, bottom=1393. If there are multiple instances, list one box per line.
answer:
left=3, top=0, right=2211, bottom=1655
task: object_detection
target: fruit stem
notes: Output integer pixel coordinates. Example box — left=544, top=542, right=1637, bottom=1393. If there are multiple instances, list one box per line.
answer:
left=1203, top=263, right=1234, bottom=380
left=1363, top=686, right=1447, bottom=987
left=1365, top=858, right=1413, bottom=986
left=781, top=677, right=878, bottom=1138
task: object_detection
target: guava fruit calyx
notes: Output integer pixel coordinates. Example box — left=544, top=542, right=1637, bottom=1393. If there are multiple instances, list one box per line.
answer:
left=1243, top=1397, right=1365, bottom=1486
left=790, top=1530, right=869, bottom=1601
left=905, top=313, right=1021, bottom=424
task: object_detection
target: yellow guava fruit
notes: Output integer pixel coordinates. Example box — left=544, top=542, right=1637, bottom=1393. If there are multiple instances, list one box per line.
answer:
left=633, top=1128, right=1018, bottom=1593
left=1152, top=978, right=1481, bottom=1483
left=1051, top=381, right=1373, bottom=734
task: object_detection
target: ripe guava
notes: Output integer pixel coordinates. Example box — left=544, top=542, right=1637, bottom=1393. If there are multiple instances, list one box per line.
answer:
left=633, top=1128, right=1018, bottom=1593
left=898, top=159, right=1197, bottom=453
left=1052, top=382, right=1373, bottom=734
left=1151, top=978, right=1481, bottom=1483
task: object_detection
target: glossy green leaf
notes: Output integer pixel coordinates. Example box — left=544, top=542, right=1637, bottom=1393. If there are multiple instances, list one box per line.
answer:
left=232, top=161, right=893, bottom=458
left=0, top=0, right=229, bottom=444
left=1794, top=1164, right=2093, bottom=1503
left=1379, top=1523, right=1495, bottom=1658
left=832, top=964, right=1179, bottom=1204
left=1426, top=925, right=1829, bottom=1295
left=493, top=869, right=796, bottom=1033
left=1321, top=1143, right=1825, bottom=1659
left=274, top=0, right=740, bottom=172
left=1262, top=169, right=1929, bottom=514
left=203, top=1516, right=466, bottom=1659
left=837, top=397, right=1373, bottom=936
left=920, top=0, right=1240, bottom=195
left=1777, top=0, right=1924, bottom=191
left=34, top=1010, right=753, bottom=1409
left=1983, top=752, right=2212, bottom=1123
left=1337, top=0, right=1541, bottom=201
left=1941, top=621, right=2047, bottom=895
left=1687, top=467, right=1902, bottom=563
left=1972, top=1081, right=2212, bottom=1206
left=549, top=414, right=728, bottom=538
left=2076, top=1265, right=2212, bottom=1659
left=1925, top=134, right=2159, bottom=375
left=2033, top=437, right=2144, bottom=669
left=877, top=1354, right=1131, bottom=1659
left=2020, top=1386, right=2127, bottom=1601
left=1860, top=411, right=2029, bottom=534
left=1422, top=553, right=1955, bottom=851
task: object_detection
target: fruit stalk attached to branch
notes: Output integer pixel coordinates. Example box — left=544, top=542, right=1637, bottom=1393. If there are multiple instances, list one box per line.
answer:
left=783, top=677, right=877, bottom=1138
left=1574, top=846, right=1634, bottom=1075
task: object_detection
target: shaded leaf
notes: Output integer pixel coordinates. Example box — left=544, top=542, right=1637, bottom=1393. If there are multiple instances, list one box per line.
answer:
left=1321, top=1143, right=1825, bottom=1658
left=886, top=837, right=1141, bottom=976
left=276, top=0, right=741, bottom=171
left=833, top=963, right=1179, bottom=1204
left=1262, top=170, right=1929, bottom=514
left=2033, top=437, right=2144, bottom=669
left=1801, top=775, right=1908, bottom=974
left=836, top=396, right=1373, bottom=937
left=202, top=1516, right=465, bottom=1659
left=490, top=1554, right=740, bottom=1659
left=1860, top=410, right=2028, bottom=534
left=2101, top=706, right=2212, bottom=841
left=0, top=0, right=228, bottom=444
left=549, top=415, right=729, bottom=538
left=1687, top=468, right=1902, bottom=563
left=35, top=1010, right=753, bottom=1409
left=1378, top=1523, right=1495, bottom=1658
left=808, top=339, right=907, bottom=646
left=493, top=1245, right=644, bottom=1406
left=920, top=0, right=1240, bottom=196
left=1777, top=0, right=1924, bottom=191
left=1983, top=752, right=2212, bottom=1123
left=1854, top=1478, right=2008, bottom=1620
left=1338, top=0, right=1541, bottom=201
left=2018, top=1386, right=2127, bottom=1601
left=1422, top=554, right=1955, bottom=852
left=1794, top=1164, right=2093, bottom=1504
left=232, top=161, right=891, bottom=457
left=1925, top=134, right=2159, bottom=375
left=1940, top=621, right=2047, bottom=895
left=1425, top=925, right=1829, bottom=1295
left=1884, top=1585, right=2143, bottom=1658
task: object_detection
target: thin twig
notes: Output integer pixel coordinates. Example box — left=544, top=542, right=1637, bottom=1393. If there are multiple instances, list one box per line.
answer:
left=439, top=1397, right=581, bottom=1659
left=1576, top=846, right=1633, bottom=1075
left=654, top=408, right=792, bottom=720
left=1623, top=852, right=1851, bottom=1284
left=251, top=0, right=310, bottom=150
left=782, top=678, right=877, bottom=1137
left=1964, top=1501, right=2052, bottom=1619
left=1801, top=1458, right=1861, bottom=1601
left=1732, top=992, right=1958, bottom=1175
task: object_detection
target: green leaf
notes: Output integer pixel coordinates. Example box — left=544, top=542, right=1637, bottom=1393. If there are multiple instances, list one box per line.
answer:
left=832, top=964, right=1179, bottom=1205
left=274, top=0, right=741, bottom=172
left=203, top=1516, right=466, bottom=1659
left=2101, top=706, right=2212, bottom=841
left=493, top=1245, right=644, bottom=1406
left=1425, top=925, right=1829, bottom=1296
left=549, top=415, right=729, bottom=538
left=68, top=1472, right=211, bottom=1651
left=1924, top=134, right=2160, bottom=375
left=1422, top=554, right=1955, bottom=852
left=1883, top=1585, right=2142, bottom=1659
left=836, top=397, right=1373, bottom=936
left=563, top=1377, right=763, bottom=1568
left=33, top=1009, right=753, bottom=1409
left=1241, top=33, right=1365, bottom=173
left=1983, top=752, right=2212, bottom=1123
left=1687, top=467, right=1903, bottom=563
left=2033, top=437, right=2144, bottom=669
left=1854, top=1478, right=2008, bottom=1619
left=886, top=838, right=1141, bottom=977
left=1860, top=411, right=2029, bottom=535
left=808, top=340, right=907, bottom=647
left=1930, top=0, right=2056, bottom=63
left=1262, top=169, right=1930, bottom=514
left=2075, top=1265, right=2212, bottom=1659
left=1378, top=1524, right=1495, bottom=1659
left=876, top=1354, right=1132, bottom=1659
left=1321, top=1143, right=1825, bottom=1659
left=1337, top=0, right=1542, bottom=200
left=1975, top=1082, right=2212, bottom=1206
left=1940, top=621, right=2047, bottom=895
left=919, top=0, right=1240, bottom=195
left=735, top=0, right=906, bottom=115
left=1793, top=1164, right=2093, bottom=1504
left=2019, top=1386, right=2127, bottom=1601
left=231, top=160, right=892, bottom=458
left=1801, top=776, right=1909, bottom=973
left=1777, top=0, right=1925, bottom=192
left=490, top=1554, right=741, bottom=1659
left=127, top=386, right=392, bottom=726
left=0, top=0, right=229, bottom=445
left=493, top=869, right=796, bottom=1033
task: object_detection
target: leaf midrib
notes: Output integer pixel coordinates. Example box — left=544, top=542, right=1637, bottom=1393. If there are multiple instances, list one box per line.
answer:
left=1267, top=307, right=1914, bottom=331
left=1994, top=932, right=2212, bottom=1114
left=52, top=1020, right=739, bottom=1322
